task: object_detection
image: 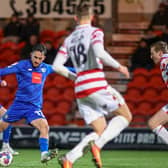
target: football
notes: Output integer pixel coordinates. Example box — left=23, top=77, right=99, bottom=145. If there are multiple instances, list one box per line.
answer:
left=0, top=152, right=13, bottom=167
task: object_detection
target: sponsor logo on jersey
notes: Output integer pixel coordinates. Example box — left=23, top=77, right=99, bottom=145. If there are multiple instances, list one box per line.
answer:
left=32, top=72, right=42, bottom=84
left=41, top=68, right=46, bottom=73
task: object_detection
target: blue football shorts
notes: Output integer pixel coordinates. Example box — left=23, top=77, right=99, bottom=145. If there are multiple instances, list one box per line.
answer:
left=2, top=100, right=46, bottom=124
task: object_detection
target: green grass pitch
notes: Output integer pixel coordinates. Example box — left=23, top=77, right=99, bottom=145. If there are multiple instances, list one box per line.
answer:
left=7, top=149, right=168, bottom=168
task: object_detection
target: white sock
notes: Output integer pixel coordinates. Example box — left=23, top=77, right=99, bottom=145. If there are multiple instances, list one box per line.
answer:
left=153, top=125, right=168, bottom=144
left=2, top=142, right=9, bottom=147
left=41, top=151, right=48, bottom=156
left=66, top=132, right=99, bottom=163
left=95, top=115, right=129, bottom=149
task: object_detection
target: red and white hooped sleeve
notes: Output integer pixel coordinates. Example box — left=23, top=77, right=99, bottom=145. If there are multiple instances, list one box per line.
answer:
left=57, top=43, right=68, bottom=59
left=91, top=28, right=104, bottom=45
left=53, top=41, right=69, bottom=68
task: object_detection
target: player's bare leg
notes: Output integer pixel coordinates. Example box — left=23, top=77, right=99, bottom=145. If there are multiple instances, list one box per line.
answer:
left=90, top=104, right=132, bottom=168
left=0, top=107, right=19, bottom=155
left=31, top=118, right=58, bottom=163
left=58, top=131, right=99, bottom=168
left=148, top=109, right=168, bottom=144
left=94, top=103, right=132, bottom=149
left=88, top=116, right=107, bottom=168
left=0, top=120, right=10, bottom=132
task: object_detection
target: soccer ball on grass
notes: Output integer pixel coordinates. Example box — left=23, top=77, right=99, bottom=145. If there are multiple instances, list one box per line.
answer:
left=0, top=152, right=13, bottom=167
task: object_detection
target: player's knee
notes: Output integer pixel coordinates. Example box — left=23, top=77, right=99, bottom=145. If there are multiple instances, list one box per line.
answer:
left=148, top=117, right=159, bottom=130
left=125, top=106, right=133, bottom=123
left=0, top=127, right=4, bottom=132
left=42, top=125, right=49, bottom=133
left=116, top=104, right=132, bottom=123
left=39, top=123, right=49, bottom=135
left=122, top=109, right=132, bottom=123
left=0, top=123, right=8, bottom=132
left=148, top=118, right=155, bottom=130
left=127, top=112, right=132, bottom=123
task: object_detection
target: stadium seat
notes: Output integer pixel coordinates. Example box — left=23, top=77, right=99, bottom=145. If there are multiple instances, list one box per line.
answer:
left=153, top=101, right=166, bottom=113
left=136, top=101, right=153, bottom=116
left=0, top=29, right=3, bottom=37
left=0, top=42, right=17, bottom=51
left=124, top=88, right=142, bottom=103
left=0, top=87, right=12, bottom=103
left=5, top=99, right=13, bottom=108
left=0, top=50, right=15, bottom=62
left=147, top=75, right=165, bottom=91
left=6, top=54, right=19, bottom=64
left=45, top=87, right=62, bottom=102
left=141, top=88, right=159, bottom=103
left=133, top=68, right=149, bottom=78
left=149, top=68, right=161, bottom=77
left=40, top=30, right=55, bottom=42
left=68, top=119, right=85, bottom=126
left=17, top=42, right=26, bottom=50
left=56, top=101, right=71, bottom=115
left=51, top=75, right=69, bottom=88
left=4, top=75, right=17, bottom=89
left=44, top=77, right=53, bottom=89
left=54, top=30, right=68, bottom=38
left=48, top=114, right=66, bottom=125
left=0, top=61, right=8, bottom=67
left=131, top=116, right=146, bottom=128
left=127, top=75, right=148, bottom=90
left=63, top=87, right=75, bottom=102
left=43, top=100, right=55, bottom=117
left=152, top=30, right=163, bottom=36
left=159, top=89, right=168, bottom=101
left=40, top=29, right=55, bottom=37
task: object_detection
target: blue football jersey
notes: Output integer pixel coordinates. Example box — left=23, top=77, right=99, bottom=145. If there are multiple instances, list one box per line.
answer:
left=0, top=60, right=54, bottom=108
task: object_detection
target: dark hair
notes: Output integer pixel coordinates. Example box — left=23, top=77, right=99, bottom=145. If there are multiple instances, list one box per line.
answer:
left=151, top=41, right=168, bottom=53
left=75, top=5, right=92, bottom=20
left=32, top=44, right=47, bottom=55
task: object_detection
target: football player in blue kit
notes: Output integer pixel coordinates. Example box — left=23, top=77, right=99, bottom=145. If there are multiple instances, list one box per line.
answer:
left=0, top=44, right=76, bottom=163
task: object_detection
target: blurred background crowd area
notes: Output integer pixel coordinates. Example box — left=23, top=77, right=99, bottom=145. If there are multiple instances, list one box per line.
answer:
left=0, top=0, right=167, bottom=128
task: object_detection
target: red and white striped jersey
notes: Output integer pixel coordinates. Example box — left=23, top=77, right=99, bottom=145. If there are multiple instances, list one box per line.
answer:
left=58, top=24, right=108, bottom=98
left=160, top=54, right=168, bottom=87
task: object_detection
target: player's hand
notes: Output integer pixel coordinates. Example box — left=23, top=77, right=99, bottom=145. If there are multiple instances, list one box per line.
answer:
left=117, top=65, right=130, bottom=79
left=0, top=80, right=7, bottom=87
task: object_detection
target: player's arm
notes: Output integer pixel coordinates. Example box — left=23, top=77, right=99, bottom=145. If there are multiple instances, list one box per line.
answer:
left=52, top=63, right=76, bottom=81
left=52, top=46, right=76, bottom=81
left=92, top=43, right=130, bottom=78
left=0, top=62, right=19, bottom=77
left=91, top=30, right=130, bottom=78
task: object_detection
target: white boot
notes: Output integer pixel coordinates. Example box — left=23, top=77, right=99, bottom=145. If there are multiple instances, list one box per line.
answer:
left=41, top=149, right=58, bottom=163
left=1, top=143, right=19, bottom=156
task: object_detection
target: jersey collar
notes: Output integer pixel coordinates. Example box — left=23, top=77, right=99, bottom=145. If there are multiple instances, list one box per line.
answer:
left=162, top=53, right=168, bottom=58
left=76, top=24, right=91, bottom=30
left=161, top=53, right=168, bottom=61
left=29, top=59, right=43, bottom=69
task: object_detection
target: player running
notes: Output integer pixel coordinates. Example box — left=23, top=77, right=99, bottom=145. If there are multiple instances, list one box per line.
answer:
left=148, top=41, right=168, bottom=144
left=0, top=44, right=76, bottom=163
left=0, top=80, right=18, bottom=155
left=53, top=6, right=132, bottom=168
